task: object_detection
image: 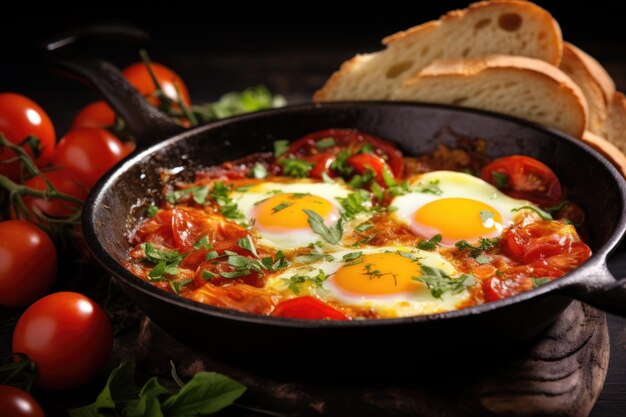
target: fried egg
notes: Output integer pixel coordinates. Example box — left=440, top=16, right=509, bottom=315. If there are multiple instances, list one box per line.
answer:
left=391, top=171, right=539, bottom=246
left=233, top=180, right=354, bottom=249
left=266, top=246, right=474, bottom=318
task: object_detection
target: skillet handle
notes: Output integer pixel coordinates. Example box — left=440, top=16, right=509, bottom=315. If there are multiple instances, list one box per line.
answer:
left=43, top=25, right=183, bottom=147
left=559, top=260, right=626, bottom=317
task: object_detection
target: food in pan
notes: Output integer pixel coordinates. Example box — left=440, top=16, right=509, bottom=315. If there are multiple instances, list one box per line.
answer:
left=126, top=129, right=591, bottom=320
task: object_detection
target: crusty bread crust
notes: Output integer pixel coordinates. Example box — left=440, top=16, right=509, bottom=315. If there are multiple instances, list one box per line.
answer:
left=314, top=0, right=563, bottom=102
left=581, top=131, right=626, bottom=178
left=398, top=55, right=588, bottom=137
left=564, top=43, right=615, bottom=99
left=384, top=0, right=562, bottom=66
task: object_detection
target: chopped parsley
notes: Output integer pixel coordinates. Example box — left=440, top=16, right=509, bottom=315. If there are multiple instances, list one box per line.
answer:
left=283, top=269, right=328, bottom=294
left=342, top=251, right=363, bottom=263
left=141, top=243, right=187, bottom=281
left=294, top=252, right=335, bottom=264
left=209, top=182, right=245, bottom=221
left=337, top=190, right=373, bottom=220
left=492, top=172, right=509, bottom=189
left=273, top=140, right=289, bottom=157
left=303, top=209, right=344, bottom=245
left=382, top=167, right=410, bottom=197
left=279, top=158, right=313, bottom=178
left=193, top=235, right=212, bottom=250
left=511, top=206, right=553, bottom=220
left=355, top=222, right=374, bottom=232
left=455, top=237, right=500, bottom=258
left=330, top=150, right=353, bottom=175
left=271, top=202, right=293, bottom=214
left=165, top=185, right=210, bottom=205
left=219, top=250, right=289, bottom=279
left=417, top=234, right=442, bottom=251
left=169, top=279, right=193, bottom=295
left=251, top=162, right=268, bottom=179
left=236, top=235, right=258, bottom=257
left=531, top=277, right=552, bottom=288
left=315, top=137, right=336, bottom=150
left=146, top=204, right=159, bottom=218
left=201, top=270, right=217, bottom=280
left=416, top=179, right=443, bottom=195
left=413, top=265, right=475, bottom=299
left=480, top=210, right=495, bottom=223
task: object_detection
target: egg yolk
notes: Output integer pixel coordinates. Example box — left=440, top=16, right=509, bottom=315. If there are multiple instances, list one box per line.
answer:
left=254, top=193, right=338, bottom=231
left=413, top=197, right=502, bottom=241
left=332, top=253, right=424, bottom=296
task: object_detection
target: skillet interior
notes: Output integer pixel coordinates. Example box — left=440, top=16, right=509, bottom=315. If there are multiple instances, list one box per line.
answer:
left=85, top=102, right=625, bottom=370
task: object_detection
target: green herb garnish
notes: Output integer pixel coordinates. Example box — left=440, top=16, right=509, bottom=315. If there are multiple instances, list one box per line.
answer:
left=279, top=158, right=313, bottom=178
left=413, top=265, right=475, bottom=299
left=251, top=162, right=267, bottom=179
left=165, top=186, right=210, bottom=205
left=511, top=206, right=553, bottom=220
left=417, top=234, right=442, bottom=251
left=141, top=243, right=187, bottom=281
left=455, top=237, right=500, bottom=258
left=315, top=137, right=336, bottom=150
left=146, top=204, right=159, bottom=218
left=303, top=209, right=344, bottom=245
left=492, top=172, right=509, bottom=189
left=273, top=140, right=289, bottom=157
left=193, top=235, right=212, bottom=250
left=531, top=277, right=552, bottom=288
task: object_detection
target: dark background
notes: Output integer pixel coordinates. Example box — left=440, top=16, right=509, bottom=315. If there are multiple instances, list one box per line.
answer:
left=1, top=2, right=626, bottom=416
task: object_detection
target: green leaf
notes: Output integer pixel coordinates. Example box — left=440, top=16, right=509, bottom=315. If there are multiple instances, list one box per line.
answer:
left=141, top=243, right=187, bottom=280
left=532, top=277, right=552, bottom=288
left=492, top=172, right=509, bottom=189
left=294, top=252, right=335, bottom=264
left=193, top=236, right=212, bottom=250
left=251, top=162, right=268, bottom=179
left=284, top=269, right=328, bottom=293
left=342, top=251, right=363, bottom=262
left=337, top=189, right=372, bottom=220
left=330, top=150, right=353, bottom=175
left=417, top=234, right=441, bottom=251
left=454, top=238, right=500, bottom=258
left=279, top=158, right=313, bottom=178
left=416, top=179, right=443, bottom=195
left=511, top=206, right=553, bottom=220
left=123, top=377, right=170, bottom=417
left=146, top=204, right=159, bottom=218
left=69, top=360, right=139, bottom=417
left=273, top=140, right=289, bottom=157
left=303, top=209, right=344, bottom=244
left=480, top=210, right=495, bottom=223
left=165, top=186, right=210, bottom=205
left=162, top=372, right=246, bottom=417
left=271, top=202, right=293, bottom=214
left=475, top=255, right=492, bottom=265
left=236, top=235, right=258, bottom=257
left=355, top=222, right=374, bottom=232
left=202, top=270, right=216, bottom=280
left=413, top=266, right=475, bottom=299
left=169, top=279, right=193, bottom=295
left=370, top=182, right=384, bottom=201
left=315, top=137, right=335, bottom=150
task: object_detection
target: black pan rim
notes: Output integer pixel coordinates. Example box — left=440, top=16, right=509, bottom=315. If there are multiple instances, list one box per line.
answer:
left=83, top=101, right=626, bottom=328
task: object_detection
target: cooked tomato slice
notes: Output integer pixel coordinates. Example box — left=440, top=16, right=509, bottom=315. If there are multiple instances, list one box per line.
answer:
left=307, top=152, right=335, bottom=179
left=502, top=221, right=578, bottom=264
left=287, top=129, right=404, bottom=177
left=347, top=153, right=393, bottom=185
left=480, top=155, right=563, bottom=206
left=482, top=276, right=532, bottom=302
left=172, top=207, right=247, bottom=249
left=271, top=296, right=349, bottom=320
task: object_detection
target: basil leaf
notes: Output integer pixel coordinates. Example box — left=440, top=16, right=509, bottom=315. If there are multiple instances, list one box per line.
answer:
left=342, top=252, right=363, bottom=262
left=202, top=270, right=216, bottom=280
left=236, top=235, right=258, bottom=257
left=162, top=372, right=246, bottom=417
left=123, top=377, right=171, bottom=417
left=193, top=236, right=211, bottom=250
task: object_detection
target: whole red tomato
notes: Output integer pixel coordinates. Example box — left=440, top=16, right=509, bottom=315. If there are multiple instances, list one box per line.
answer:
left=0, top=385, right=45, bottom=417
left=0, top=220, right=56, bottom=307
left=0, top=93, right=55, bottom=181
left=12, top=292, right=113, bottom=390
left=123, top=62, right=191, bottom=106
left=52, top=127, right=127, bottom=188
left=14, top=169, right=87, bottom=220
left=72, top=101, right=116, bottom=130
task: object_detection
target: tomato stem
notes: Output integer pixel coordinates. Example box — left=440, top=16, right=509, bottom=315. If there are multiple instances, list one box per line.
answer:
left=0, top=354, right=36, bottom=393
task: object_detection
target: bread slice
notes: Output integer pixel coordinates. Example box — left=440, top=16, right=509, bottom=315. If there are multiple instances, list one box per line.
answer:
left=597, top=92, right=626, bottom=155
left=392, top=55, right=588, bottom=138
left=314, top=0, right=562, bottom=102
left=581, top=131, right=626, bottom=178
left=559, top=43, right=616, bottom=131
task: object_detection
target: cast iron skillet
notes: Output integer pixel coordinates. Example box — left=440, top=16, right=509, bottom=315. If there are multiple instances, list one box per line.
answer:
left=50, top=46, right=626, bottom=370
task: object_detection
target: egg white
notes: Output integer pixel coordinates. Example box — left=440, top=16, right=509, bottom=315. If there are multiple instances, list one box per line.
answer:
left=266, top=246, right=474, bottom=318
left=390, top=171, right=540, bottom=245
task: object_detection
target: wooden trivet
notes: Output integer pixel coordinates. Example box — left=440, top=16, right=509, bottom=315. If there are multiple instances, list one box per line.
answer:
left=135, top=301, right=608, bottom=417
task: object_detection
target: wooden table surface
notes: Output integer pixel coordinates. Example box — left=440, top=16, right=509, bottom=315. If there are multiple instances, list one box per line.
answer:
left=1, top=21, right=626, bottom=416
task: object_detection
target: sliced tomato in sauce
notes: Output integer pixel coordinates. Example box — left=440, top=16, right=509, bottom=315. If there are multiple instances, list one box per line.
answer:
left=271, top=296, right=349, bottom=320
left=480, top=155, right=563, bottom=207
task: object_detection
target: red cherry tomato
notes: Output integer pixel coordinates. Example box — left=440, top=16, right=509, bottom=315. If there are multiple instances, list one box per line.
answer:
left=307, top=153, right=335, bottom=179
left=71, top=101, right=116, bottom=130
left=287, top=129, right=404, bottom=178
left=0, top=93, right=55, bottom=181
left=53, top=128, right=126, bottom=188
left=123, top=62, right=191, bottom=106
left=271, top=296, right=349, bottom=320
left=12, top=292, right=113, bottom=390
left=0, top=220, right=56, bottom=307
left=480, top=155, right=563, bottom=206
left=0, top=385, right=45, bottom=417
left=15, top=170, right=87, bottom=220
left=347, top=153, right=392, bottom=185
